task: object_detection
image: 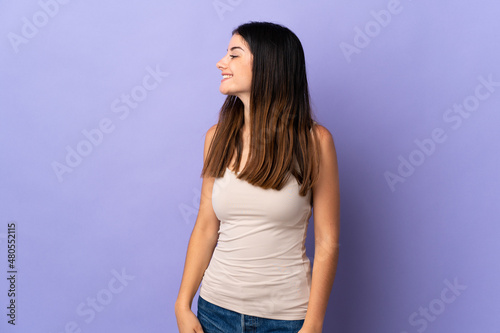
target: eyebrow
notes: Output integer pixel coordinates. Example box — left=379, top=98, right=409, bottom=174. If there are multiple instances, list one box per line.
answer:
left=227, top=46, right=245, bottom=52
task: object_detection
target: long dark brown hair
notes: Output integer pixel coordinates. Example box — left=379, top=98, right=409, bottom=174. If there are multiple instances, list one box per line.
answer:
left=201, top=21, right=320, bottom=197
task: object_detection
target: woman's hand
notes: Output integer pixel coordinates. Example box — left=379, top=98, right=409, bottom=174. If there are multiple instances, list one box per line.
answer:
left=175, top=305, right=204, bottom=333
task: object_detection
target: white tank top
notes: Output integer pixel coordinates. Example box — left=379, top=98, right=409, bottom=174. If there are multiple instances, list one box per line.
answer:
left=199, top=165, right=313, bottom=320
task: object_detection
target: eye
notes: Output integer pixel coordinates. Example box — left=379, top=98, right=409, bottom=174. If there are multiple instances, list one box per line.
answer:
left=229, top=55, right=238, bottom=59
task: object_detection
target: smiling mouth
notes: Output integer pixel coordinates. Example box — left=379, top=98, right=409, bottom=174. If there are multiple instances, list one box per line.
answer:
left=222, top=75, right=233, bottom=79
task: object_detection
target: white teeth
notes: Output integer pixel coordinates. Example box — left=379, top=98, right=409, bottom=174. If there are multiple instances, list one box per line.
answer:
left=223, top=75, right=233, bottom=79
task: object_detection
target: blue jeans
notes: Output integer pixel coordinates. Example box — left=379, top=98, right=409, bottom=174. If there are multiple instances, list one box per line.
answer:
left=197, top=296, right=304, bottom=332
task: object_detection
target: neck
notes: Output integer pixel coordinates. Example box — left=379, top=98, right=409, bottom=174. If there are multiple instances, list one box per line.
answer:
left=239, top=94, right=251, bottom=136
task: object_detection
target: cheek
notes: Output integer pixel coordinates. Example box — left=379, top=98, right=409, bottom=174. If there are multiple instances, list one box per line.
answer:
left=245, top=69, right=252, bottom=84
left=246, top=64, right=253, bottom=78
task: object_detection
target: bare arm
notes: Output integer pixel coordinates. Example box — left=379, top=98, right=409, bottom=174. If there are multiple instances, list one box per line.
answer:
left=301, top=125, right=340, bottom=333
left=175, top=125, right=221, bottom=332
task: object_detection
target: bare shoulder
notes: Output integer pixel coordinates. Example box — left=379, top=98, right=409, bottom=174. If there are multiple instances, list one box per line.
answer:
left=313, top=123, right=331, bottom=138
left=206, top=124, right=218, bottom=140
left=311, top=123, right=339, bottom=215
left=312, top=123, right=336, bottom=153
left=207, top=123, right=218, bottom=134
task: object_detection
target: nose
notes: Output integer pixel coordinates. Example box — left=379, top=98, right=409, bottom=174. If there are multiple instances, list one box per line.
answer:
left=216, top=56, right=227, bottom=70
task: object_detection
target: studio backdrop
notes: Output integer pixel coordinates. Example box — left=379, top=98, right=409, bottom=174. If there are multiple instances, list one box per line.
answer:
left=1, top=0, right=499, bottom=332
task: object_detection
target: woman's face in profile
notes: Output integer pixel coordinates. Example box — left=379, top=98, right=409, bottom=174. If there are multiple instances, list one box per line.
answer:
left=216, top=33, right=253, bottom=100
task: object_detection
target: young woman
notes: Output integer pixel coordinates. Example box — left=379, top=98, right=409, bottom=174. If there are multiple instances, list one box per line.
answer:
left=175, top=21, right=340, bottom=333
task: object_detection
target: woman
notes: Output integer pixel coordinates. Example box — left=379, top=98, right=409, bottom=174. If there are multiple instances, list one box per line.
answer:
left=175, top=21, right=340, bottom=333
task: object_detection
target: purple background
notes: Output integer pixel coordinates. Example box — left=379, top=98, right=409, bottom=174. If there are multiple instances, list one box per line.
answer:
left=1, top=0, right=499, bottom=332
